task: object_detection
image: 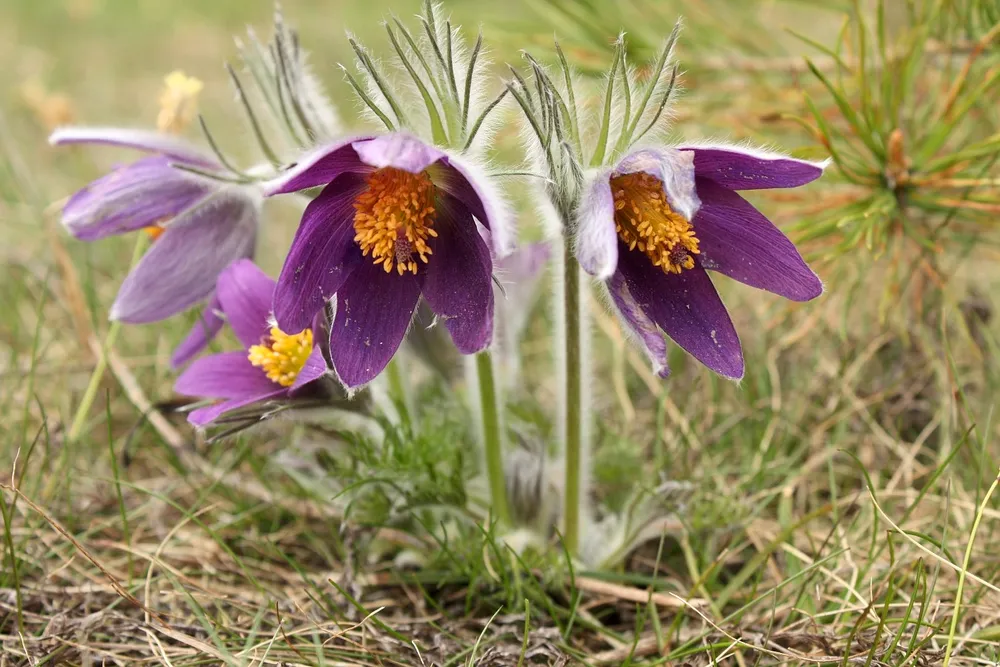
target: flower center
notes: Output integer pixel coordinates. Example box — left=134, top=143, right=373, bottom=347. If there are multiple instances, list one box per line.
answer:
left=353, top=167, right=438, bottom=276
left=247, top=327, right=314, bottom=388
left=611, top=171, right=700, bottom=274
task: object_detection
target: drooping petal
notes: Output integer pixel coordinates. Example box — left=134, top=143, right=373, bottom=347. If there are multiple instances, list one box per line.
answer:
left=495, top=241, right=550, bottom=350
left=49, top=127, right=215, bottom=166
left=607, top=269, right=670, bottom=378
left=329, top=260, right=421, bottom=387
left=420, top=195, right=494, bottom=354
left=290, top=346, right=327, bottom=390
left=263, top=135, right=371, bottom=195
left=110, top=189, right=260, bottom=323
left=435, top=152, right=513, bottom=257
left=694, top=179, right=823, bottom=302
left=617, top=245, right=744, bottom=379
left=171, top=293, right=225, bottom=368
left=615, top=148, right=701, bottom=220
left=681, top=144, right=826, bottom=190
left=273, top=173, right=366, bottom=333
left=62, top=156, right=213, bottom=241
left=353, top=132, right=447, bottom=173
left=574, top=170, right=618, bottom=279
left=187, top=390, right=285, bottom=427
left=496, top=241, right=551, bottom=281
left=215, top=259, right=276, bottom=348
left=174, top=351, right=280, bottom=399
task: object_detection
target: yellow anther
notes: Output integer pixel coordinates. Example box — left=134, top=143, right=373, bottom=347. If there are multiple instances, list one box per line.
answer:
left=247, top=327, right=314, bottom=387
left=611, top=171, right=700, bottom=275
left=352, top=167, right=437, bottom=276
left=157, top=70, right=204, bottom=134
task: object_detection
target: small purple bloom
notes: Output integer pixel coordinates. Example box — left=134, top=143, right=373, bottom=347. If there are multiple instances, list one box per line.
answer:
left=50, top=127, right=261, bottom=324
left=173, top=260, right=327, bottom=426
left=577, top=143, right=826, bottom=379
left=265, top=131, right=512, bottom=387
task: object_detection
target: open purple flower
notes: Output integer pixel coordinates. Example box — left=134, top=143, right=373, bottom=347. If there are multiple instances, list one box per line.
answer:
left=576, top=143, right=826, bottom=379
left=173, top=259, right=327, bottom=426
left=50, top=127, right=261, bottom=324
left=265, top=131, right=511, bottom=387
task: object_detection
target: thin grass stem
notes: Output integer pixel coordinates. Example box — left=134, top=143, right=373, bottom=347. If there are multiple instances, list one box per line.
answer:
left=67, top=234, right=148, bottom=443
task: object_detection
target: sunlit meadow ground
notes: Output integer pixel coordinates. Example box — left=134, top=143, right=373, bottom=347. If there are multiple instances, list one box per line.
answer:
left=1, top=0, right=999, bottom=665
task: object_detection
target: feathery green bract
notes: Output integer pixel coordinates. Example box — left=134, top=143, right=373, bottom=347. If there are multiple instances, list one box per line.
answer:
left=344, top=2, right=501, bottom=152
left=497, top=0, right=845, bottom=76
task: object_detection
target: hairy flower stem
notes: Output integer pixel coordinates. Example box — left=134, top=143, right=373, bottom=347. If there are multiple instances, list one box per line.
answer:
left=475, top=351, right=511, bottom=527
left=386, top=357, right=414, bottom=426
left=67, top=234, right=148, bottom=443
left=562, top=242, right=584, bottom=554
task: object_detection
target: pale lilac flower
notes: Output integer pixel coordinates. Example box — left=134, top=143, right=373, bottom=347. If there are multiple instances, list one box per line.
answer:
left=577, top=144, right=826, bottom=379
left=265, top=131, right=511, bottom=388
left=174, top=260, right=326, bottom=426
left=50, top=127, right=261, bottom=324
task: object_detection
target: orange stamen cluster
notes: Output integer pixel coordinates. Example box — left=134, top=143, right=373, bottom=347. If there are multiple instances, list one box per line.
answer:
left=611, top=171, right=700, bottom=274
left=353, top=167, right=438, bottom=275
left=144, top=225, right=166, bottom=241
left=247, top=327, right=314, bottom=387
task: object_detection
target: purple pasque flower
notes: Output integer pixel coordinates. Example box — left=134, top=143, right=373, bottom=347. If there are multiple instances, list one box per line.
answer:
left=576, top=143, right=826, bottom=380
left=265, top=131, right=511, bottom=388
left=173, top=259, right=327, bottom=426
left=50, top=127, right=261, bottom=324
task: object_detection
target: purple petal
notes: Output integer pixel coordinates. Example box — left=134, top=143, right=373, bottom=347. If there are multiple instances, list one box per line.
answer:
left=617, top=247, right=744, bottom=379
left=681, top=144, right=827, bottom=190
left=187, top=391, right=285, bottom=427
left=170, top=293, right=225, bottom=368
left=495, top=242, right=550, bottom=344
left=174, top=351, right=281, bottom=399
left=574, top=170, right=618, bottom=279
left=62, top=156, right=212, bottom=241
left=290, top=346, right=327, bottom=390
left=273, top=173, right=366, bottom=333
left=496, top=241, right=551, bottom=278
left=263, top=135, right=371, bottom=196
left=110, top=189, right=260, bottom=323
left=435, top=154, right=513, bottom=257
left=49, top=127, right=215, bottom=166
left=694, top=179, right=823, bottom=302
left=353, top=132, right=446, bottom=173
left=216, top=259, right=276, bottom=348
left=420, top=196, right=495, bottom=354
left=615, top=148, right=701, bottom=220
left=607, top=270, right=670, bottom=378
left=329, top=261, right=421, bottom=387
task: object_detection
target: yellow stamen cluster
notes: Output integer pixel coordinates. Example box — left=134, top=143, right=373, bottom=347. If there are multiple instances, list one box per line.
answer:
left=353, top=167, right=438, bottom=275
left=157, top=70, right=204, bottom=134
left=20, top=80, right=75, bottom=130
left=611, top=171, right=700, bottom=274
left=247, top=327, right=314, bottom=388
left=144, top=225, right=166, bottom=241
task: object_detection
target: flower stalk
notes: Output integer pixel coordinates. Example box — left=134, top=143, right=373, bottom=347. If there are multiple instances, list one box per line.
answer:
left=560, top=242, right=584, bottom=553
left=386, top=357, right=414, bottom=425
left=475, top=351, right=510, bottom=527
left=67, top=233, right=148, bottom=443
